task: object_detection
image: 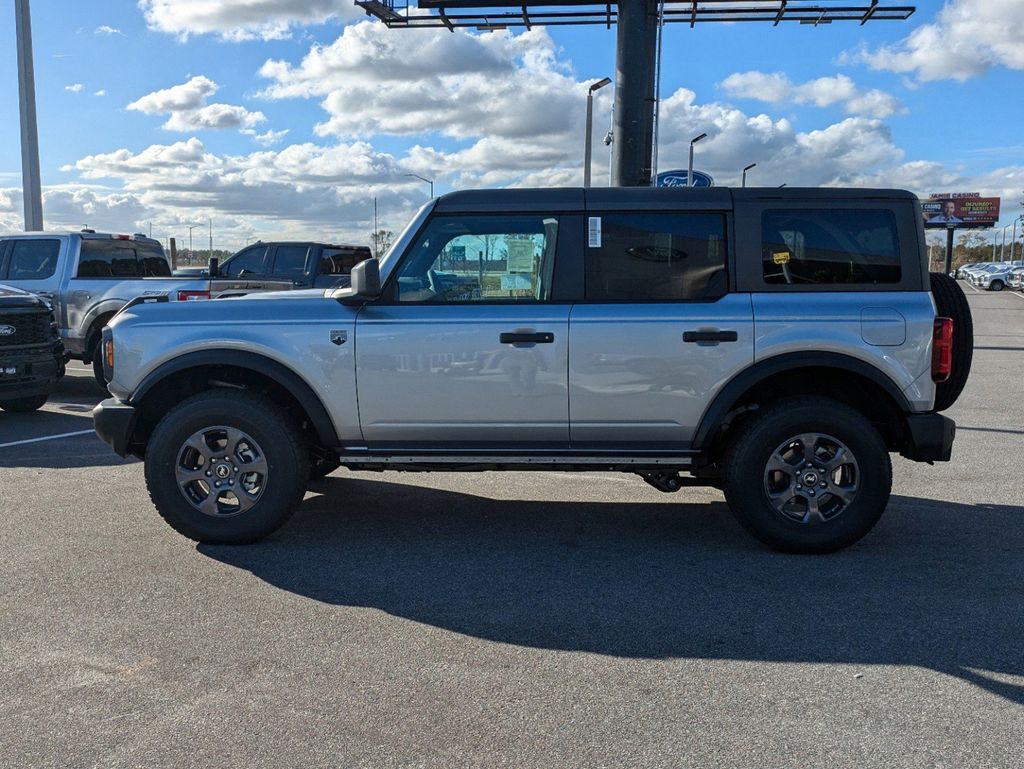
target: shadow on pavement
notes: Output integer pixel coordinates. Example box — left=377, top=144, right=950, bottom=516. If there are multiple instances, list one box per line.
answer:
left=199, top=477, right=1024, bottom=704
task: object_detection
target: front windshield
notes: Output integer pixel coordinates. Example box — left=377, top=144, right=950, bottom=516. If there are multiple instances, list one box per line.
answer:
left=378, top=202, right=435, bottom=277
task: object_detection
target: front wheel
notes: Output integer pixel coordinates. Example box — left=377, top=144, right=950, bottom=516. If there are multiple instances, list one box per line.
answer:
left=0, top=393, right=49, bottom=412
left=144, top=389, right=309, bottom=544
left=90, top=339, right=108, bottom=390
left=722, top=398, right=892, bottom=554
left=990, top=280, right=1004, bottom=292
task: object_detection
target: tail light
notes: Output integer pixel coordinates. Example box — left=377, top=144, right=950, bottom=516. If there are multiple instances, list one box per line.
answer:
left=932, top=317, right=953, bottom=383
left=177, top=290, right=211, bottom=301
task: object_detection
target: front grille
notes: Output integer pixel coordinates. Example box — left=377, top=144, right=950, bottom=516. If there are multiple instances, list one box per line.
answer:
left=0, top=311, right=52, bottom=348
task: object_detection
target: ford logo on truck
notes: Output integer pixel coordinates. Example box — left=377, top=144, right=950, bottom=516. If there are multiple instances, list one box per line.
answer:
left=0, top=325, right=16, bottom=336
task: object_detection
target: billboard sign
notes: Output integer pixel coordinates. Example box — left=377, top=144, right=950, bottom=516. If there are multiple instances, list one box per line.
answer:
left=655, top=170, right=714, bottom=188
left=922, top=193, right=1000, bottom=229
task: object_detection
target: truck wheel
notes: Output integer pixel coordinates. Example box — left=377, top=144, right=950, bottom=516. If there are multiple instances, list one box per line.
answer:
left=144, top=389, right=309, bottom=544
left=929, top=272, right=973, bottom=412
left=90, top=339, right=108, bottom=390
left=0, top=393, right=49, bottom=412
left=990, top=280, right=1004, bottom=292
left=722, top=398, right=891, bottom=554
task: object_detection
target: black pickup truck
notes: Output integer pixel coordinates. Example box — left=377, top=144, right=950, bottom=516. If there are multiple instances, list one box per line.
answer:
left=174, top=242, right=372, bottom=296
left=0, top=284, right=65, bottom=412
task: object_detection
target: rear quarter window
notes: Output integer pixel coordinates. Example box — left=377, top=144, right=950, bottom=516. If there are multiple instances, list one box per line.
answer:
left=762, top=209, right=901, bottom=285
left=2, top=239, right=61, bottom=280
left=78, top=241, right=143, bottom=278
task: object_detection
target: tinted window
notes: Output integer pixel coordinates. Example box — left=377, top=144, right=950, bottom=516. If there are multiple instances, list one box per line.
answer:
left=78, top=241, right=142, bottom=278
left=137, top=242, right=170, bottom=277
left=585, top=213, right=727, bottom=301
left=271, top=246, right=309, bottom=279
left=395, top=215, right=558, bottom=303
left=321, top=247, right=371, bottom=275
left=223, top=246, right=268, bottom=278
left=762, top=210, right=901, bottom=285
left=4, top=239, right=60, bottom=280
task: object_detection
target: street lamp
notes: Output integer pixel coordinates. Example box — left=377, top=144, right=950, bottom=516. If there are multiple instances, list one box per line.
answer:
left=405, top=173, right=434, bottom=198
left=687, top=133, right=707, bottom=188
left=742, top=163, right=757, bottom=188
left=188, top=224, right=202, bottom=263
left=583, top=77, right=612, bottom=188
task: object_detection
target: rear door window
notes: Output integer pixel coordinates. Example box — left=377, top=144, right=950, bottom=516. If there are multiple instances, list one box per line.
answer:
left=78, top=240, right=145, bottom=278
left=3, top=239, right=60, bottom=280
left=137, top=242, right=171, bottom=277
left=584, top=213, right=727, bottom=301
left=762, top=210, right=901, bottom=285
left=270, top=245, right=310, bottom=280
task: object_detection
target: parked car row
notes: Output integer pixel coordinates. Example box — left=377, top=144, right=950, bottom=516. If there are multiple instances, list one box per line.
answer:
left=954, top=261, right=1024, bottom=291
left=0, top=231, right=371, bottom=387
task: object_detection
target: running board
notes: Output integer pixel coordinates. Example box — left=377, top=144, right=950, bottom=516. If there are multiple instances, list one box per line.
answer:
left=336, top=450, right=697, bottom=469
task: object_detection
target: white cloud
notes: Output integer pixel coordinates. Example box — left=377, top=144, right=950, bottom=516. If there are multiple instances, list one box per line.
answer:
left=242, top=128, right=291, bottom=147
left=95, top=25, right=124, bottom=36
left=258, top=22, right=580, bottom=142
left=851, top=0, right=1024, bottom=82
left=721, top=71, right=905, bottom=119
left=139, top=0, right=360, bottom=42
left=127, top=75, right=266, bottom=132
left=94, top=89, right=107, bottom=97
left=64, top=83, right=83, bottom=93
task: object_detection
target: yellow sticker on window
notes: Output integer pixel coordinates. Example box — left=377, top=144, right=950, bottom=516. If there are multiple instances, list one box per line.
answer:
left=772, top=251, right=791, bottom=265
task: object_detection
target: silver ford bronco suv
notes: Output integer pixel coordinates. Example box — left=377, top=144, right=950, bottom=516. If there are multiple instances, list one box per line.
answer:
left=93, top=188, right=972, bottom=553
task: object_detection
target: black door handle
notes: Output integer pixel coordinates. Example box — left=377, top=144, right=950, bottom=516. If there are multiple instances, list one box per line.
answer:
left=500, top=332, right=555, bottom=344
left=683, top=330, right=739, bottom=344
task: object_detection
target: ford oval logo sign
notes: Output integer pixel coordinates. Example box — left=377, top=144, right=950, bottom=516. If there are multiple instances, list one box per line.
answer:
left=0, top=325, right=16, bottom=336
left=655, top=170, right=715, bottom=188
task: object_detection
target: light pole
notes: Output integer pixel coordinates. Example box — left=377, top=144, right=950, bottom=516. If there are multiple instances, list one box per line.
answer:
left=584, top=77, right=612, bottom=188
left=15, top=0, right=43, bottom=231
left=687, top=133, right=707, bottom=188
left=188, top=225, right=201, bottom=263
left=742, top=163, right=756, bottom=188
left=405, top=173, right=434, bottom=198
left=1000, top=223, right=1012, bottom=262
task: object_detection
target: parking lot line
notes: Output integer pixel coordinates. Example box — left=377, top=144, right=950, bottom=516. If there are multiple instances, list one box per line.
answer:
left=0, top=429, right=96, bottom=450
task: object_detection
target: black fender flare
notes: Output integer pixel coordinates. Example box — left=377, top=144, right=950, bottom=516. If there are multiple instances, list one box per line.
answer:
left=692, top=351, right=912, bottom=450
left=130, top=349, right=339, bottom=447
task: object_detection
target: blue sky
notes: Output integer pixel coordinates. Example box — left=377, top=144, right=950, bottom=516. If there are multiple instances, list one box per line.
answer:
left=1, top=0, right=1022, bottom=249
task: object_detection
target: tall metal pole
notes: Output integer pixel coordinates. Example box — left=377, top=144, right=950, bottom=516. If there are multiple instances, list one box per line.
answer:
left=611, top=0, right=659, bottom=187
left=944, top=226, right=954, bottom=275
left=742, top=163, right=756, bottom=188
left=687, top=133, right=707, bottom=188
left=15, top=0, right=43, bottom=231
left=584, top=90, right=594, bottom=189
left=1011, top=218, right=1018, bottom=263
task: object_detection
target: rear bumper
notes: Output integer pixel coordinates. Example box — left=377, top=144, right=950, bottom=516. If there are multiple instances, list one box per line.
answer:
left=901, top=413, right=956, bottom=463
left=92, top=398, right=138, bottom=457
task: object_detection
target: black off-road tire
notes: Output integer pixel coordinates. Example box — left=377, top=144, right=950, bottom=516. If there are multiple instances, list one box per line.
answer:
left=0, top=393, right=49, bottom=412
left=90, top=338, right=108, bottom=390
left=144, top=389, right=309, bottom=544
left=722, top=397, right=892, bottom=554
left=929, top=272, right=973, bottom=412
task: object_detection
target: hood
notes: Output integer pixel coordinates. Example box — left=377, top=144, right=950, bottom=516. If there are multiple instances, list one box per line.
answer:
left=0, top=283, right=47, bottom=309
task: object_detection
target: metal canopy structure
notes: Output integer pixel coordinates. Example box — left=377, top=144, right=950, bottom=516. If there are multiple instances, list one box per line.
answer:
left=355, top=1, right=916, bottom=186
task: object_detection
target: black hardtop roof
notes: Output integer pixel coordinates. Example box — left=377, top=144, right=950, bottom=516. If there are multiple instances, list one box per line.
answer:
left=237, top=241, right=370, bottom=250
left=433, top=186, right=918, bottom=213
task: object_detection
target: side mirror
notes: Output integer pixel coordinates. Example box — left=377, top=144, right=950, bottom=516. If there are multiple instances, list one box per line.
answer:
left=208, top=257, right=219, bottom=277
left=336, top=258, right=381, bottom=301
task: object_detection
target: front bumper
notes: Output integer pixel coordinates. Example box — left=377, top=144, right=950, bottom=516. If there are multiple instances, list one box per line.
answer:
left=0, top=345, right=63, bottom=398
left=900, top=413, right=956, bottom=463
left=93, top=398, right=139, bottom=457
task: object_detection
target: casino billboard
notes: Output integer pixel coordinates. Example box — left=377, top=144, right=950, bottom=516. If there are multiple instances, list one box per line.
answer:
left=922, top=193, right=1000, bottom=229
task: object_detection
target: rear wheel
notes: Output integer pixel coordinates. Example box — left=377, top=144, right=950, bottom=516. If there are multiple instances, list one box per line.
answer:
left=144, top=389, right=309, bottom=544
left=722, top=398, right=891, bottom=554
left=0, top=393, right=49, bottom=412
left=990, top=280, right=1004, bottom=292
left=929, top=272, right=973, bottom=411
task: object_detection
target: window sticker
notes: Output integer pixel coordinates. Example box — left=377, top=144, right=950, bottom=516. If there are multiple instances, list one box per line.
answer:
left=772, top=251, right=791, bottom=265
left=588, top=216, right=602, bottom=248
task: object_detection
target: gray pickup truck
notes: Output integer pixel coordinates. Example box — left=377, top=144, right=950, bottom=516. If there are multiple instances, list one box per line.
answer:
left=0, top=231, right=214, bottom=385
left=94, top=187, right=973, bottom=553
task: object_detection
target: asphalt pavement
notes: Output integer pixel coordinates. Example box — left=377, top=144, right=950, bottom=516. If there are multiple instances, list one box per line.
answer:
left=1, top=287, right=1022, bottom=768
